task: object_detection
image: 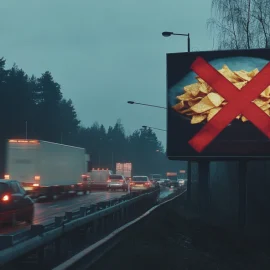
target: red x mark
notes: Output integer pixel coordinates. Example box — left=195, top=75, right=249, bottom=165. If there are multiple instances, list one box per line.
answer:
left=188, top=57, right=270, bottom=153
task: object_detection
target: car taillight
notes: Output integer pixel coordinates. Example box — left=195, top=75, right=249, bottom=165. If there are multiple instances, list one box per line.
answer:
left=2, top=194, right=9, bottom=202
left=130, top=182, right=134, bottom=185
left=33, top=183, right=39, bottom=187
left=144, top=182, right=150, bottom=186
left=119, top=180, right=123, bottom=182
left=107, top=179, right=111, bottom=182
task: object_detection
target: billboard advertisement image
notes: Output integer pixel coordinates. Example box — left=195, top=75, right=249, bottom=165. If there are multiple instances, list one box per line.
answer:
left=167, top=49, right=270, bottom=160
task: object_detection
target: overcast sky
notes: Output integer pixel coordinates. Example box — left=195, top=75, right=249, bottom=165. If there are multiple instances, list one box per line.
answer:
left=0, top=0, right=213, bottom=146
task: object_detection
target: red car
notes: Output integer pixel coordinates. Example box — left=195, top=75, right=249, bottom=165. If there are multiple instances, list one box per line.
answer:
left=0, top=180, right=34, bottom=225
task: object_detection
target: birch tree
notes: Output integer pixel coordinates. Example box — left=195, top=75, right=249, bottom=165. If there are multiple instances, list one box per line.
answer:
left=207, top=0, right=270, bottom=49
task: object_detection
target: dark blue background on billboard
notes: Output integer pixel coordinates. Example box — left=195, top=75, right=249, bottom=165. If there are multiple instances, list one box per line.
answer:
left=166, top=49, right=270, bottom=160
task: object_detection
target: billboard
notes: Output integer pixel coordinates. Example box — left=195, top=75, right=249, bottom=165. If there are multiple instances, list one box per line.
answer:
left=167, top=49, right=270, bottom=160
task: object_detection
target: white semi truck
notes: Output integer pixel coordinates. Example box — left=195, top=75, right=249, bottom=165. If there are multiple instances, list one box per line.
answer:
left=3, top=139, right=91, bottom=199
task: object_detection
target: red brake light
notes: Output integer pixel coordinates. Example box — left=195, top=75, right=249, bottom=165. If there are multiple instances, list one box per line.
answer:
left=144, top=182, right=150, bottom=186
left=107, top=179, right=111, bottom=182
left=130, top=182, right=134, bottom=185
left=2, top=194, right=9, bottom=202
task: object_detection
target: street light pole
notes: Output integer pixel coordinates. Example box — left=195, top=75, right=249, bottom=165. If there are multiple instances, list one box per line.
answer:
left=162, top=31, right=191, bottom=52
left=187, top=33, right=190, bottom=53
left=162, top=30, right=192, bottom=204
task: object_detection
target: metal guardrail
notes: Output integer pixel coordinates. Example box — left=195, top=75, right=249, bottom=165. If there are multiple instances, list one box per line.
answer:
left=53, top=188, right=186, bottom=270
left=0, top=187, right=160, bottom=267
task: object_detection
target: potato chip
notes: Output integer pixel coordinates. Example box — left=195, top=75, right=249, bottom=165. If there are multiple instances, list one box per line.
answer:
left=180, top=108, right=193, bottom=114
left=186, top=111, right=196, bottom=116
left=172, top=101, right=185, bottom=111
left=190, top=96, right=215, bottom=113
left=188, top=97, right=202, bottom=107
left=176, top=92, right=193, bottom=101
left=247, top=68, right=259, bottom=78
left=234, top=81, right=247, bottom=89
left=184, top=83, right=200, bottom=96
left=253, top=98, right=268, bottom=107
left=173, top=64, right=270, bottom=125
left=219, top=65, right=243, bottom=83
left=207, top=92, right=224, bottom=107
left=260, top=86, right=270, bottom=98
left=241, top=115, right=248, bottom=122
left=234, top=70, right=251, bottom=81
left=191, top=114, right=207, bottom=124
left=207, top=107, right=222, bottom=121
left=261, top=103, right=270, bottom=111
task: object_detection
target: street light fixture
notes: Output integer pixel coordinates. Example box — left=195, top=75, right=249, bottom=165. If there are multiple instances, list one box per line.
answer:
left=127, top=101, right=166, bottom=109
left=142, top=125, right=166, bottom=132
left=162, top=31, right=190, bottom=52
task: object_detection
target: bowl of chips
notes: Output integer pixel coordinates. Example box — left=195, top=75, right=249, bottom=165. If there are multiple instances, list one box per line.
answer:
left=169, top=57, right=270, bottom=125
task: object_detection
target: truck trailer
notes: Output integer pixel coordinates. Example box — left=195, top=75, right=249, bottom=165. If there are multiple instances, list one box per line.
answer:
left=116, top=162, right=132, bottom=180
left=3, top=139, right=91, bottom=199
left=89, top=168, right=113, bottom=190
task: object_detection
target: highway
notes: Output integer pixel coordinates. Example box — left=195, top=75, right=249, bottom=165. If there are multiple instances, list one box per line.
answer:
left=0, top=187, right=173, bottom=235
left=33, top=191, right=126, bottom=225
left=0, top=191, right=127, bottom=234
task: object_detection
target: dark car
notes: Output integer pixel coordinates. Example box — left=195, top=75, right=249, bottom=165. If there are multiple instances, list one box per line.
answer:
left=0, top=180, right=34, bottom=225
left=107, top=174, right=128, bottom=192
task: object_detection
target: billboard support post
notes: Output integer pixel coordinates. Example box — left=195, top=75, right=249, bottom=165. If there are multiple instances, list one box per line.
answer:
left=238, top=160, right=247, bottom=231
left=198, top=160, right=210, bottom=215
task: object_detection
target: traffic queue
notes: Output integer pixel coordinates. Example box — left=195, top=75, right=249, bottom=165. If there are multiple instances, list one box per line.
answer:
left=0, top=167, right=184, bottom=228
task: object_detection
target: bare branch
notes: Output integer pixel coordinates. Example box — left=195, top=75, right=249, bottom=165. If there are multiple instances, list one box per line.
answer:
left=207, top=0, right=270, bottom=49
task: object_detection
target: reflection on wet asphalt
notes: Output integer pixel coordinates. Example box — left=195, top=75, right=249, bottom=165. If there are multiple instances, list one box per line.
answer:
left=0, top=191, right=126, bottom=234
left=33, top=191, right=126, bottom=225
left=0, top=187, right=173, bottom=234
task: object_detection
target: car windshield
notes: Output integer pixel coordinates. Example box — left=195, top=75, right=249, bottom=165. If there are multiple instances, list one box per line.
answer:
left=133, top=176, right=148, bottom=182
left=0, top=183, right=9, bottom=194
left=109, top=175, right=123, bottom=180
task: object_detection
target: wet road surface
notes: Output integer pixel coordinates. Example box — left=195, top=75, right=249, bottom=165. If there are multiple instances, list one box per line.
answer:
left=33, top=191, right=126, bottom=225
left=0, top=187, right=173, bottom=235
left=0, top=191, right=126, bottom=234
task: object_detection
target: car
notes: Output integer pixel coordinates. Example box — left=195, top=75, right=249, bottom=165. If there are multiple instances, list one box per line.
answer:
left=130, top=176, right=153, bottom=191
left=0, top=180, right=34, bottom=225
left=149, top=179, right=160, bottom=187
left=107, top=174, right=128, bottom=192
left=178, top=179, right=185, bottom=186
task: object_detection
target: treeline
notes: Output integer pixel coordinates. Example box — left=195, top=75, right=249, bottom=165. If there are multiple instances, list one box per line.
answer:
left=0, top=57, right=184, bottom=176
